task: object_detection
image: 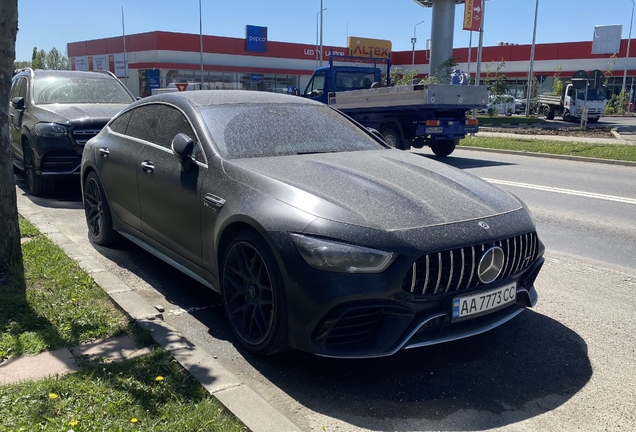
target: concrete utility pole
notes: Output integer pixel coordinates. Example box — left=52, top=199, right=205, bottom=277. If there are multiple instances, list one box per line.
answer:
left=319, top=0, right=325, bottom=66
left=623, top=0, right=635, bottom=92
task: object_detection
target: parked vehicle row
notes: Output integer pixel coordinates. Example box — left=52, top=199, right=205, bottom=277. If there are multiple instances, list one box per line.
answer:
left=9, top=69, right=544, bottom=358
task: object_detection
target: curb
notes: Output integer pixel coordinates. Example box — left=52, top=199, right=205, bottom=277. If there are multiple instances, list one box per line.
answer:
left=457, top=145, right=636, bottom=167
left=15, top=196, right=302, bottom=432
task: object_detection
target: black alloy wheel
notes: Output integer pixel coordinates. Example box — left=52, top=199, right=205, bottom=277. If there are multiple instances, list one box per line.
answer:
left=222, top=231, right=288, bottom=355
left=83, top=171, right=118, bottom=245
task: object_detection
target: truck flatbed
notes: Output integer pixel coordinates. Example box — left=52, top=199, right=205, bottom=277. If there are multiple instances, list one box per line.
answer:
left=328, top=84, right=487, bottom=110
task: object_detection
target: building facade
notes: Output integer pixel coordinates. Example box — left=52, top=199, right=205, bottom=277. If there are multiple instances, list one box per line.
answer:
left=67, top=29, right=636, bottom=98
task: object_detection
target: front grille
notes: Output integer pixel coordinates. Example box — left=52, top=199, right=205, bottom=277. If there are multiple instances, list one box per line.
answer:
left=401, top=232, right=539, bottom=296
left=73, top=128, right=102, bottom=145
left=323, top=307, right=383, bottom=347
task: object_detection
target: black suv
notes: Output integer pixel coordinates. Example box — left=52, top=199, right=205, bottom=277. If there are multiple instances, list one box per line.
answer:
left=9, top=69, right=135, bottom=196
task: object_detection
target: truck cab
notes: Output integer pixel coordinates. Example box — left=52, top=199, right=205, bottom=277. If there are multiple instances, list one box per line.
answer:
left=302, top=65, right=382, bottom=104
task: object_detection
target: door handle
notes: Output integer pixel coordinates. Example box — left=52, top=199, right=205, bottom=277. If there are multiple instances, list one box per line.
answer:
left=141, top=161, right=154, bottom=172
left=99, top=148, right=110, bottom=157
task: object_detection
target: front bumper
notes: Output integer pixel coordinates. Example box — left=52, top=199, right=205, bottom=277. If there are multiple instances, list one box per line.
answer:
left=269, top=217, right=545, bottom=358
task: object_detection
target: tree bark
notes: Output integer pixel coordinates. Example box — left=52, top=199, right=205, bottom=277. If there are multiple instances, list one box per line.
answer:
left=0, top=0, right=22, bottom=273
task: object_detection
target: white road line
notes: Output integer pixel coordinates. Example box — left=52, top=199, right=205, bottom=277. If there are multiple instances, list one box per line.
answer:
left=167, top=305, right=216, bottom=316
left=484, top=178, right=636, bottom=205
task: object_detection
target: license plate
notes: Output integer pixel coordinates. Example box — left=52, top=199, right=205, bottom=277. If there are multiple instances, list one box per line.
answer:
left=426, top=127, right=443, bottom=133
left=452, top=282, right=516, bottom=320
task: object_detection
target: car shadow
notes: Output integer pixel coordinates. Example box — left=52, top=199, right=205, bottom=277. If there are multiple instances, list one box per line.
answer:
left=410, top=152, right=517, bottom=170
left=240, top=309, right=591, bottom=430
left=14, top=174, right=83, bottom=209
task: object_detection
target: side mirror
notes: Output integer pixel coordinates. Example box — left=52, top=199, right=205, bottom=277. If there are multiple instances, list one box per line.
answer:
left=11, top=97, right=25, bottom=109
left=171, top=133, right=195, bottom=172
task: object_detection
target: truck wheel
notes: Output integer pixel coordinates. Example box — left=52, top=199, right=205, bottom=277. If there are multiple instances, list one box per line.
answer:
left=544, top=107, right=555, bottom=120
left=563, top=110, right=572, bottom=122
left=430, top=140, right=457, bottom=157
left=588, top=118, right=600, bottom=123
left=381, top=129, right=402, bottom=150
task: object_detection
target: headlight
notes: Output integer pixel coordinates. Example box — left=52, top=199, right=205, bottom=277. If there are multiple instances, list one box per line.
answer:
left=35, top=123, right=68, bottom=138
left=289, top=233, right=396, bottom=273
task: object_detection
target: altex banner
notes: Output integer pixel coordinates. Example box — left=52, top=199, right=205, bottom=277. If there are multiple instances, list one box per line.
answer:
left=463, top=0, right=483, bottom=32
left=348, top=37, right=392, bottom=58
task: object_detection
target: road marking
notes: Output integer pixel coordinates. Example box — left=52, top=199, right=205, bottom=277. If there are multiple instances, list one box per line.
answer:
left=167, top=305, right=216, bottom=316
left=484, top=178, right=636, bottom=205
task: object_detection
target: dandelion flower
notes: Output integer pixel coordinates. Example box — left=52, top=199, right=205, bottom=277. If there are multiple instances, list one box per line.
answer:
left=155, top=376, right=164, bottom=381
left=131, top=418, right=138, bottom=423
left=49, top=393, right=59, bottom=399
left=69, top=420, right=78, bottom=426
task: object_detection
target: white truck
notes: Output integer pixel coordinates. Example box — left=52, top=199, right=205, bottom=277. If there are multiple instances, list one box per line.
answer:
left=538, top=83, right=607, bottom=123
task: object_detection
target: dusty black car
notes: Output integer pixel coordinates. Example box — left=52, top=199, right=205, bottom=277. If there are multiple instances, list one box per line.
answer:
left=81, top=91, right=544, bottom=358
left=9, top=68, right=135, bottom=196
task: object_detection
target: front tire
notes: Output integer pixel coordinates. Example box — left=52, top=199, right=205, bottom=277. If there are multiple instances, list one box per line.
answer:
left=430, top=139, right=457, bottom=157
left=83, top=171, right=119, bottom=245
left=222, top=231, right=288, bottom=355
left=563, top=110, right=572, bottom=122
left=23, top=141, right=54, bottom=197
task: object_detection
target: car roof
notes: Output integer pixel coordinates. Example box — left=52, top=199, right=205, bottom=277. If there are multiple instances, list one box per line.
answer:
left=141, top=90, right=321, bottom=108
left=29, top=69, right=118, bottom=80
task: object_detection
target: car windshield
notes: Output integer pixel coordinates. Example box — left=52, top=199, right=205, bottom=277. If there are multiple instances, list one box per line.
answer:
left=33, top=75, right=134, bottom=104
left=201, top=103, right=386, bottom=158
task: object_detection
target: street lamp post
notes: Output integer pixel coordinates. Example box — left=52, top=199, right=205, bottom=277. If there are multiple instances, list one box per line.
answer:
left=199, top=0, right=204, bottom=87
left=316, top=7, right=327, bottom=68
left=622, top=0, right=635, bottom=93
left=526, top=0, right=539, bottom=117
left=319, top=0, right=325, bottom=67
left=411, top=20, right=425, bottom=71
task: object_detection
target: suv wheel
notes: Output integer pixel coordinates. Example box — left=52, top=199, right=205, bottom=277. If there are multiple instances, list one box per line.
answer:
left=23, top=141, right=54, bottom=197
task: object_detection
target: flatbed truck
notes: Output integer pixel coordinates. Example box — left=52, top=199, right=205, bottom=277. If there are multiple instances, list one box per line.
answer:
left=302, top=56, right=488, bottom=156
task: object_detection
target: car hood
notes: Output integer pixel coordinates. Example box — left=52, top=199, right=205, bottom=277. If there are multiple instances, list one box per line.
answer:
left=223, top=149, right=522, bottom=231
left=34, top=103, right=130, bottom=124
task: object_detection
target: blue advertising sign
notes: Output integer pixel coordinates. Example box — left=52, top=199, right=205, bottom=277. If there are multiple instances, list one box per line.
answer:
left=147, top=69, right=160, bottom=89
left=251, top=73, right=264, bottom=82
left=246, top=25, right=268, bottom=52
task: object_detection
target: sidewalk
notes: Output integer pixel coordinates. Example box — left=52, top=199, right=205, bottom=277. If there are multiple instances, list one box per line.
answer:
left=2, top=196, right=303, bottom=432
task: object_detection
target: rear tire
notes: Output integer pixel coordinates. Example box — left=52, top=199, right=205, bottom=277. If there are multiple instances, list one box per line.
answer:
left=23, top=141, right=54, bottom=197
left=222, top=231, right=289, bottom=356
left=545, top=107, right=555, bottom=120
left=430, top=139, right=457, bottom=157
left=83, top=171, right=119, bottom=245
left=381, top=129, right=402, bottom=150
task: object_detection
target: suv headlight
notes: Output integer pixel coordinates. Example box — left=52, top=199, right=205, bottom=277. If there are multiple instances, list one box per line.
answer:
left=289, top=233, right=397, bottom=273
left=35, top=123, right=68, bottom=138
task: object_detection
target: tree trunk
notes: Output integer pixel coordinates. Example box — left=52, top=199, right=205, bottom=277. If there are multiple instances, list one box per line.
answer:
left=0, top=0, right=22, bottom=273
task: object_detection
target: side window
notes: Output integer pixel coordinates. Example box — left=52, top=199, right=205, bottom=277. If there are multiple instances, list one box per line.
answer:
left=154, top=105, right=205, bottom=163
left=304, top=73, right=325, bottom=97
left=10, top=77, right=25, bottom=100
left=109, top=110, right=132, bottom=134
left=126, top=105, right=161, bottom=142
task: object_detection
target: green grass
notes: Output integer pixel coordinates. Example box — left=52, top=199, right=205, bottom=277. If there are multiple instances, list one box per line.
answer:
left=460, top=136, right=636, bottom=162
left=0, top=218, right=130, bottom=361
left=0, top=348, right=246, bottom=431
left=1, top=218, right=246, bottom=431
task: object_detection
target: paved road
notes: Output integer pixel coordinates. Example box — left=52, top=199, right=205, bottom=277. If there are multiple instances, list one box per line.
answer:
left=14, top=149, right=636, bottom=431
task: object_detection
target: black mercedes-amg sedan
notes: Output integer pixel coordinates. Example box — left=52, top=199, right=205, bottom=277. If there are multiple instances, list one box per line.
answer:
left=81, top=90, right=544, bottom=358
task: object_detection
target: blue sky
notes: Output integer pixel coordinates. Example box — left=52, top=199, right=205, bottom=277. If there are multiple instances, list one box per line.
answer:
left=14, top=0, right=636, bottom=61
